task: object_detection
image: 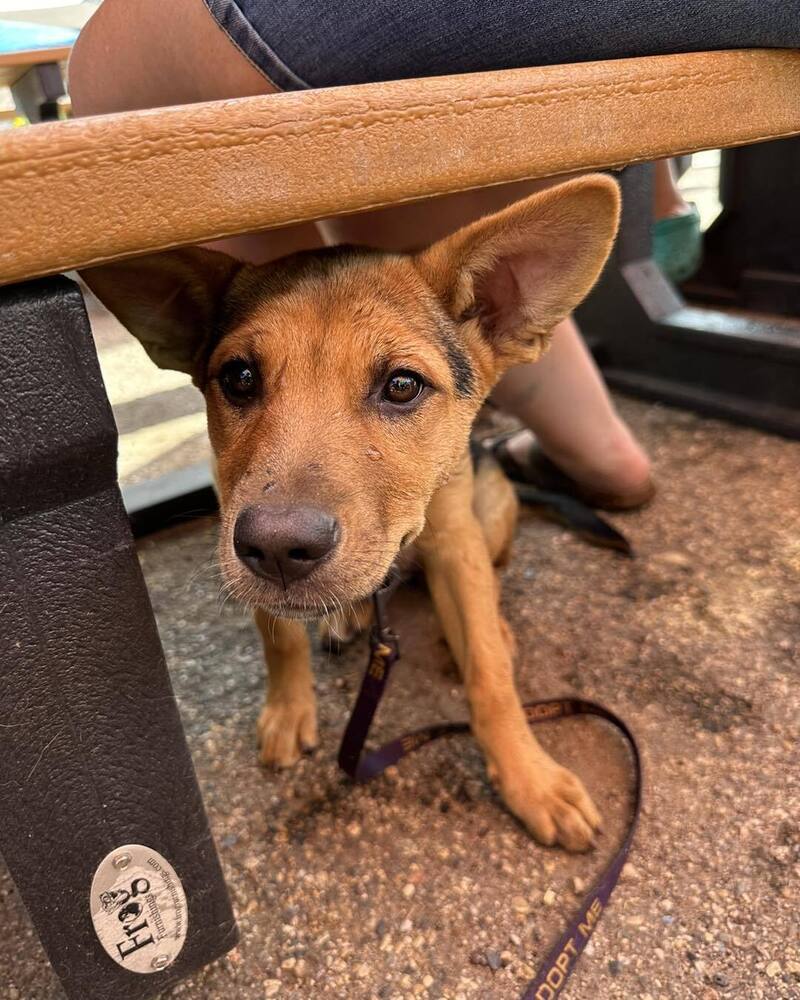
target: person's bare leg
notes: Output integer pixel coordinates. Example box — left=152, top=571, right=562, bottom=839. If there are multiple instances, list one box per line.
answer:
left=69, top=0, right=273, bottom=115
left=652, top=158, right=692, bottom=220
left=491, top=318, right=652, bottom=498
left=68, top=0, right=321, bottom=263
left=320, top=178, right=555, bottom=250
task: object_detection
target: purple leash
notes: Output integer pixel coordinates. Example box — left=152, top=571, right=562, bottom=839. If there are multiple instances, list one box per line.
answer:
left=338, top=584, right=642, bottom=999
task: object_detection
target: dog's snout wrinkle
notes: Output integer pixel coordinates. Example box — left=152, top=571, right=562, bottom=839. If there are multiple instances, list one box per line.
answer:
left=234, top=504, right=339, bottom=586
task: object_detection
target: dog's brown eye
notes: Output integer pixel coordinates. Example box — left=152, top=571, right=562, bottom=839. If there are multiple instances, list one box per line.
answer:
left=219, top=358, right=259, bottom=405
left=382, top=370, right=424, bottom=405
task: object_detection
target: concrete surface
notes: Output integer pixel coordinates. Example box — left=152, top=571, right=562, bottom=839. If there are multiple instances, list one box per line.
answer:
left=1, top=397, right=798, bottom=1000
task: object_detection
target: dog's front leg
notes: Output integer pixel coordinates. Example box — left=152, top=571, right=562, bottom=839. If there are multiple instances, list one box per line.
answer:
left=254, top=610, right=318, bottom=767
left=418, top=460, right=600, bottom=852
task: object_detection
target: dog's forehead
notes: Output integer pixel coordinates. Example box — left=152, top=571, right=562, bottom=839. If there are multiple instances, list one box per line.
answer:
left=219, top=247, right=449, bottom=360
left=226, top=246, right=427, bottom=324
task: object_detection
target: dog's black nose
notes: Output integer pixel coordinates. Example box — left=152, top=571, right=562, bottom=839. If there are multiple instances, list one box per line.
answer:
left=234, top=504, right=339, bottom=586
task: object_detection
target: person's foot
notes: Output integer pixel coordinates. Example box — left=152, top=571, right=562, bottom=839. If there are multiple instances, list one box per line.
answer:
left=496, top=426, right=655, bottom=511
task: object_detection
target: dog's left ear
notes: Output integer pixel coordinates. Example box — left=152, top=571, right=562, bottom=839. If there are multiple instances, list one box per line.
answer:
left=415, top=175, right=620, bottom=373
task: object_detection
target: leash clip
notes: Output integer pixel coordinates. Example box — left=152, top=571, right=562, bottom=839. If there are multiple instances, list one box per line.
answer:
left=371, top=577, right=401, bottom=655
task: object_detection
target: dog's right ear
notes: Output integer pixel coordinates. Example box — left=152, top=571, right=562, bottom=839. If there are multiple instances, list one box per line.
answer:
left=414, top=176, right=620, bottom=378
left=81, top=247, right=241, bottom=378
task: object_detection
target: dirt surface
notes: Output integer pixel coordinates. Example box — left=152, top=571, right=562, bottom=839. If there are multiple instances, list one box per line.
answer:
left=2, top=397, right=799, bottom=1000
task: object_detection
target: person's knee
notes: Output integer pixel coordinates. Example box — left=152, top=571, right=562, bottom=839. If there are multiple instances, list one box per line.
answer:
left=596, top=417, right=652, bottom=490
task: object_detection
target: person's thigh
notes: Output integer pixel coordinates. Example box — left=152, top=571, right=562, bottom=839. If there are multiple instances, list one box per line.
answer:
left=69, top=0, right=274, bottom=115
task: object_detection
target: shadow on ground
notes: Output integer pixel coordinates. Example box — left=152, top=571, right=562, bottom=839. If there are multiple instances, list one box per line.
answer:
left=2, top=398, right=798, bottom=1000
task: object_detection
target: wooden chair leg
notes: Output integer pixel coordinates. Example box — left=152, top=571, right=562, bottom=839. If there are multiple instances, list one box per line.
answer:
left=0, top=276, right=238, bottom=999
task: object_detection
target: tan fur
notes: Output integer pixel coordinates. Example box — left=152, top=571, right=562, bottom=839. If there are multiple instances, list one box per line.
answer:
left=318, top=456, right=516, bottom=648
left=473, top=456, right=519, bottom=567
left=83, top=175, right=620, bottom=851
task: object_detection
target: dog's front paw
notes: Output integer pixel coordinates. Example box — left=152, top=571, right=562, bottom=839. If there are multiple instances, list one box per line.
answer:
left=257, top=695, right=318, bottom=768
left=494, top=754, right=601, bottom=853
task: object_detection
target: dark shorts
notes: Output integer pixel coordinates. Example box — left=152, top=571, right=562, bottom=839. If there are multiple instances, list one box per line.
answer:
left=202, top=1, right=800, bottom=92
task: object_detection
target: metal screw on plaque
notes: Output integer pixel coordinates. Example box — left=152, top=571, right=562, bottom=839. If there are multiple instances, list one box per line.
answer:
left=151, top=955, right=171, bottom=971
left=112, top=853, right=132, bottom=870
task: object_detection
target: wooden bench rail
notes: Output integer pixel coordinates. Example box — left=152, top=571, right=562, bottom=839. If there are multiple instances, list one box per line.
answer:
left=1, top=48, right=799, bottom=284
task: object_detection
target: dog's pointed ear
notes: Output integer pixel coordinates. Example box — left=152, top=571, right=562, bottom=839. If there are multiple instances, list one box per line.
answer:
left=81, top=247, right=241, bottom=378
left=415, top=175, right=620, bottom=373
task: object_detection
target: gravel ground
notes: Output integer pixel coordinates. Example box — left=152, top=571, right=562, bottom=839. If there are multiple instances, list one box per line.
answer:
left=2, top=397, right=798, bottom=1000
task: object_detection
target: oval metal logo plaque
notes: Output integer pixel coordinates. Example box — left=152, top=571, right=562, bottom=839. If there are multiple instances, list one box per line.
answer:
left=90, top=844, right=188, bottom=974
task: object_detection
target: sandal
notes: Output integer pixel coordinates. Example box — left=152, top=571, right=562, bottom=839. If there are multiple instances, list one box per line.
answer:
left=652, top=203, right=702, bottom=284
left=491, top=432, right=656, bottom=512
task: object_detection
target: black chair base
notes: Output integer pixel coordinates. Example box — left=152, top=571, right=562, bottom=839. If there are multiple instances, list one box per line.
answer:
left=0, top=276, right=237, bottom=999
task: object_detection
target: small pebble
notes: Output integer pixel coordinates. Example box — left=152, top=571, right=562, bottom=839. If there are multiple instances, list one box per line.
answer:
left=542, top=888, right=556, bottom=907
left=656, top=550, right=692, bottom=568
left=765, top=961, right=781, bottom=978
left=517, top=962, right=536, bottom=980
left=608, top=959, right=622, bottom=976
left=486, top=950, right=502, bottom=972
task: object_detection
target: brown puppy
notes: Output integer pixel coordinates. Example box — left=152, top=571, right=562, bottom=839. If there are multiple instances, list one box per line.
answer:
left=85, top=175, right=620, bottom=851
